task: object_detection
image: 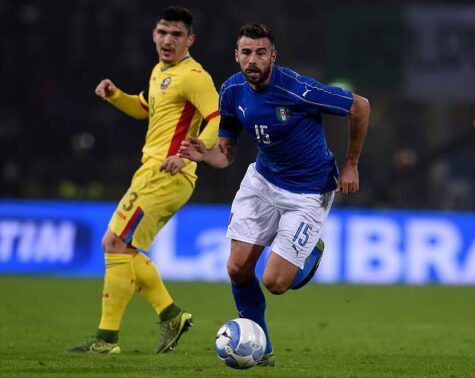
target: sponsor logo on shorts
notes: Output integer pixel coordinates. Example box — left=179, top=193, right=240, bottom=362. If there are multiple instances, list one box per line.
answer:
left=228, top=212, right=234, bottom=225
left=291, top=244, right=301, bottom=256
left=117, top=211, right=126, bottom=220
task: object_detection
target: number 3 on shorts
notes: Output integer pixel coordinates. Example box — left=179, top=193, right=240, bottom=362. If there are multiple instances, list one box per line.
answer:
left=293, top=222, right=312, bottom=247
left=122, top=191, right=138, bottom=211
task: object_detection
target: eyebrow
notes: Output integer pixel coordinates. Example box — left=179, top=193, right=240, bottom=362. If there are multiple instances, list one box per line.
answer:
left=240, top=47, right=269, bottom=52
left=155, top=27, right=184, bottom=35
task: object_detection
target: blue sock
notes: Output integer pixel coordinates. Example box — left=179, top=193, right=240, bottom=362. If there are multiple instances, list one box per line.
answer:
left=231, top=276, right=273, bottom=354
left=291, top=244, right=323, bottom=289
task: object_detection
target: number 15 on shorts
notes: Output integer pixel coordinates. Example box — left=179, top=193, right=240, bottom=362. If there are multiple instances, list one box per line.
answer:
left=293, top=222, right=312, bottom=247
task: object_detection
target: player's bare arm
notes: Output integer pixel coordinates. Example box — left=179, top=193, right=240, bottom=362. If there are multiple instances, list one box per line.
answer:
left=179, top=137, right=237, bottom=168
left=338, top=94, right=370, bottom=194
left=95, top=79, right=117, bottom=99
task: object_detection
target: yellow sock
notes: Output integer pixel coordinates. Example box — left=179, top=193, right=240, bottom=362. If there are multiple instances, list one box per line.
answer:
left=99, top=253, right=136, bottom=331
left=133, top=253, right=173, bottom=315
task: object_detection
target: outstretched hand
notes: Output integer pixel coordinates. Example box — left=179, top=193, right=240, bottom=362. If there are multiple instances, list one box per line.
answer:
left=160, top=155, right=186, bottom=175
left=337, top=162, right=359, bottom=194
left=179, top=137, right=208, bottom=162
left=95, top=79, right=117, bottom=99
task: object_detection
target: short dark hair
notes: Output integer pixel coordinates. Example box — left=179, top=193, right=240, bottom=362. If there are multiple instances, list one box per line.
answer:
left=158, top=6, right=194, bottom=34
left=237, top=23, right=275, bottom=49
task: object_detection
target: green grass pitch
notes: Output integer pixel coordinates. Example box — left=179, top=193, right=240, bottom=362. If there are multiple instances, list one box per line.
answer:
left=0, top=277, right=474, bottom=377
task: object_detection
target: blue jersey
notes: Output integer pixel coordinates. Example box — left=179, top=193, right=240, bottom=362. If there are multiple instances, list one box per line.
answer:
left=218, top=65, right=353, bottom=194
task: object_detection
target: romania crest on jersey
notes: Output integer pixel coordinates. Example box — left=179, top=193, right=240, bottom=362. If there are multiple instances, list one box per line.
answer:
left=160, top=76, right=172, bottom=90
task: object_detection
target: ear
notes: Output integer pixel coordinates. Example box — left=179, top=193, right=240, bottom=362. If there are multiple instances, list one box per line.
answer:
left=234, top=49, right=239, bottom=63
left=271, top=49, right=277, bottom=63
left=152, top=28, right=158, bottom=43
left=187, top=33, right=196, bottom=49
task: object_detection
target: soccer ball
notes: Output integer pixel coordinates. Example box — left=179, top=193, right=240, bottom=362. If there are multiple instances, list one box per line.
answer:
left=215, top=318, right=267, bottom=369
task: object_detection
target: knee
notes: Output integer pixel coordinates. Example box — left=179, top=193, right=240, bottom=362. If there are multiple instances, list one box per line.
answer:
left=227, top=260, right=254, bottom=285
left=262, top=275, right=289, bottom=295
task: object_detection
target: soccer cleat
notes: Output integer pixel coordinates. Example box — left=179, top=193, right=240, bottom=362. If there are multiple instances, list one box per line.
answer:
left=68, top=335, right=121, bottom=354
left=155, top=310, right=193, bottom=354
left=291, top=238, right=325, bottom=290
left=257, top=349, right=275, bottom=367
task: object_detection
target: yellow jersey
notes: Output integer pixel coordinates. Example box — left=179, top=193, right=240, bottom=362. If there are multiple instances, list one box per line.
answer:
left=107, top=54, right=220, bottom=183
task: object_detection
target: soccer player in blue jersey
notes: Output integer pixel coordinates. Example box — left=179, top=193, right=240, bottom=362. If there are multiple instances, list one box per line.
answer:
left=180, top=23, right=370, bottom=365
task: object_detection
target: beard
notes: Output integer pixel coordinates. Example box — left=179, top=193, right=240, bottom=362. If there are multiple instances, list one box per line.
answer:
left=243, top=63, right=272, bottom=86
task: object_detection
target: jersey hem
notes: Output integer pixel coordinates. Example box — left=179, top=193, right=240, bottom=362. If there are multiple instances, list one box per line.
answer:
left=255, top=164, right=336, bottom=195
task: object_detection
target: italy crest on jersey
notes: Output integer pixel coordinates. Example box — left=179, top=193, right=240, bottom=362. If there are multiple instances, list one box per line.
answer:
left=275, top=107, right=290, bottom=122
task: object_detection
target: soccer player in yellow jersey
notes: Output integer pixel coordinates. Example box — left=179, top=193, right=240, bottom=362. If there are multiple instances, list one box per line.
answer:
left=70, top=6, right=219, bottom=354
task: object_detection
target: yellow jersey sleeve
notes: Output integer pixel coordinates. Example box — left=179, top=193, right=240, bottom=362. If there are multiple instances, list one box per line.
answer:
left=198, top=116, right=220, bottom=149
left=181, top=69, right=220, bottom=149
left=106, top=89, right=149, bottom=120
left=181, top=70, right=219, bottom=122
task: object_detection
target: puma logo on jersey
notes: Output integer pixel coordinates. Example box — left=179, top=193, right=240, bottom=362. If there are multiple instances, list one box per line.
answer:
left=302, top=86, right=312, bottom=97
left=238, top=105, right=247, bottom=117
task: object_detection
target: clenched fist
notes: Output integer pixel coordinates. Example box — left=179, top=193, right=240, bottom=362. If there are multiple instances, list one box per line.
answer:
left=95, top=79, right=117, bottom=99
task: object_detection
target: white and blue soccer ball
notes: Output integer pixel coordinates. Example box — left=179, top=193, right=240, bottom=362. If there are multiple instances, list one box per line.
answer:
left=215, top=318, right=267, bottom=369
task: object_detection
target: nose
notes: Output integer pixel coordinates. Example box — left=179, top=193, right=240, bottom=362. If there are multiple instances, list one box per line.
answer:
left=248, top=52, right=258, bottom=64
left=163, top=33, right=173, bottom=45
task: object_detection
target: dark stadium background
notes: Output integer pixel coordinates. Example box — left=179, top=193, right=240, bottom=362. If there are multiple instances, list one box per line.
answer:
left=1, top=2, right=475, bottom=376
left=1, top=0, right=474, bottom=209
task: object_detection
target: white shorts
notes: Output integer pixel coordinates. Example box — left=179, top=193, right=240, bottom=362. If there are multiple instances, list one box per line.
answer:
left=226, top=163, right=335, bottom=268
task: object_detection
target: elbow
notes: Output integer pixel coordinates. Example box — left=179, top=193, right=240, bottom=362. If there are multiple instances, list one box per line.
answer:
left=361, top=96, right=370, bottom=117
left=350, top=94, right=370, bottom=120
left=131, top=112, right=149, bottom=120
